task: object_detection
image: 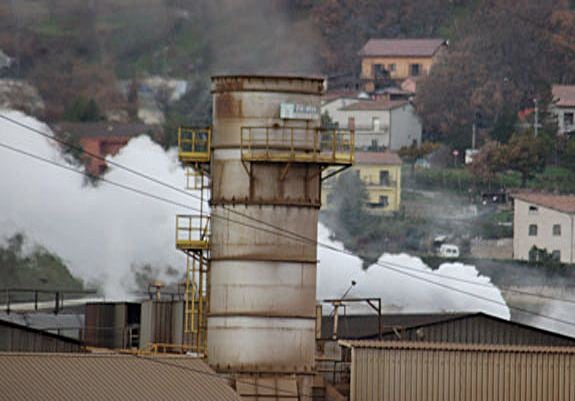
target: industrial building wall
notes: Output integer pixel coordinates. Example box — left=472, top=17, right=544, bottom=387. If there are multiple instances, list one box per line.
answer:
left=139, top=301, right=184, bottom=350
left=0, top=323, right=82, bottom=352
left=379, top=315, right=575, bottom=347
left=349, top=342, right=575, bottom=401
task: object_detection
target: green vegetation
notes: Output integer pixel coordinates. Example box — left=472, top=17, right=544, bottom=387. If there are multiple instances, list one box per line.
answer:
left=63, top=97, right=103, bottom=122
left=322, top=171, right=428, bottom=266
left=0, top=233, right=84, bottom=292
left=404, top=165, right=575, bottom=195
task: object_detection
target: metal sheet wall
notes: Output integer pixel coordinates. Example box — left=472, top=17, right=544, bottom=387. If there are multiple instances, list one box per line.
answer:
left=0, top=323, right=82, bottom=352
left=349, top=343, right=575, bottom=401
left=139, top=301, right=184, bottom=349
left=380, top=315, right=575, bottom=346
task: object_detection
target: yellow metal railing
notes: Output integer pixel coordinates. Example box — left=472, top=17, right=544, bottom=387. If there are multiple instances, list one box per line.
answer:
left=185, top=167, right=209, bottom=191
left=240, top=127, right=355, bottom=165
left=183, top=254, right=208, bottom=356
left=175, top=215, right=210, bottom=250
left=146, top=343, right=197, bottom=354
left=178, top=127, right=211, bottom=163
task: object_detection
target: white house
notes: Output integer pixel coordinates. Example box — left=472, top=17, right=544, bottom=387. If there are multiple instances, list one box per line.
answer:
left=513, top=193, right=575, bottom=264
left=551, top=85, right=575, bottom=135
left=322, top=99, right=422, bottom=150
left=321, top=95, right=361, bottom=122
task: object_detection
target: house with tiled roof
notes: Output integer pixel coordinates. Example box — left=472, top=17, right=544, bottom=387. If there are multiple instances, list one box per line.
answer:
left=51, top=122, right=160, bottom=176
left=358, top=38, right=447, bottom=92
left=551, top=84, right=575, bottom=135
left=512, top=192, right=575, bottom=263
left=322, top=99, right=421, bottom=151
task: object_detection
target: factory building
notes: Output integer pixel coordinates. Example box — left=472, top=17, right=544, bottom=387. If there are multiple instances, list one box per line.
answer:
left=341, top=340, right=575, bottom=401
left=320, top=312, right=575, bottom=346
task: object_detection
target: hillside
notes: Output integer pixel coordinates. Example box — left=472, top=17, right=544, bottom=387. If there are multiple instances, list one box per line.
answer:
left=0, top=0, right=573, bottom=146
left=0, top=233, right=83, bottom=296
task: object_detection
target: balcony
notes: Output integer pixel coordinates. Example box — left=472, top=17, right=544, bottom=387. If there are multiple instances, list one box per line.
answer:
left=176, top=215, right=210, bottom=251
left=364, top=179, right=397, bottom=188
left=240, top=126, right=354, bottom=166
left=178, top=127, right=211, bottom=164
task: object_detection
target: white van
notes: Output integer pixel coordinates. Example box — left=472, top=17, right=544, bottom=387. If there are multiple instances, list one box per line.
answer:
left=439, top=244, right=460, bottom=258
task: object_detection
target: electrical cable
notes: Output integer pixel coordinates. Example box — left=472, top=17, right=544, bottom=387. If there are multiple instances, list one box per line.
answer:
left=1, top=138, right=575, bottom=329
left=4, top=114, right=575, bottom=306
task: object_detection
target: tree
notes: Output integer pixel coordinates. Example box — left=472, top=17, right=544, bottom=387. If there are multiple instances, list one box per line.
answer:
left=63, top=97, right=103, bottom=122
left=328, top=170, right=370, bottom=235
left=504, top=131, right=548, bottom=187
left=416, top=0, right=575, bottom=144
left=398, top=141, right=440, bottom=173
left=469, top=140, right=505, bottom=188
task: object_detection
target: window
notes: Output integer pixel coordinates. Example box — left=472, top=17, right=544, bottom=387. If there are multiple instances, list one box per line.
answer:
left=388, top=63, right=396, bottom=72
left=529, top=247, right=538, bottom=262
left=379, top=170, right=390, bottom=186
left=370, top=139, right=379, bottom=150
left=373, top=64, right=386, bottom=79
left=529, top=224, right=538, bottom=236
left=552, top=250, right=561, bottom=261
left=410, top=64, right=421, bottom=76
left=553, top=224, right=562, bottom=236
left=529, top=205, right=538, bottom=214
left=372, top=117, right=380, bottom=131
left=379, top=195, right=389, bottom=207
left=565, top=112, right=574, bottom=127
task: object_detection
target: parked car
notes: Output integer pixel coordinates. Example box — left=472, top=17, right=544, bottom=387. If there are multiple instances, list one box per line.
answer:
left=438, top=244, right=460, bottom=258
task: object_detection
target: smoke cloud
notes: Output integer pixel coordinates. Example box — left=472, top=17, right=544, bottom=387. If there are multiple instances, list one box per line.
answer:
left=317, top=223, right=511, bottom=319
left=4, top=112, right=575, bottom=338
left=0, top=110, right=195, bottom=298
left=203, top=0, right=323, bottom=75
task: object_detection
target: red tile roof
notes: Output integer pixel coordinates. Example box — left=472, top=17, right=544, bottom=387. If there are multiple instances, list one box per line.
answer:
left=355, top=151, right=402, bottom=165
left=340, top=100, right=408, bottom=111
left=52, top=122, right=158, bottom=138
left=359, top=38, right=446, bottom=57
left=552, top=85, right=575, bottom=107
left=513, top=192, right=575, bottom=214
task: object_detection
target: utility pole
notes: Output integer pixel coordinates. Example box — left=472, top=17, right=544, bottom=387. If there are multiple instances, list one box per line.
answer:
left=10, top=0, right=21, bottom=78
left=534, top=98, right=539, bottom=137
left=472, top=121, right=477, bottom=149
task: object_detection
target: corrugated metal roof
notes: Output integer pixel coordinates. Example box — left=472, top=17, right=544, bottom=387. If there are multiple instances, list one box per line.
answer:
left=321, top=313, right=468, bottom=339
left=340, top=340, right=575, bottom=354
left=0, top=353, right=242, bottom=401
left=359, top=38, right=446, bottom=57
left=322, top=312, right=575, bottom=346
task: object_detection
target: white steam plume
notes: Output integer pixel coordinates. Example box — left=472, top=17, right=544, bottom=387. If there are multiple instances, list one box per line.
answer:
left=0, top=110, right=194, bottom=298
left=317, top=223, right=511, bottom=319
left=0, top=111, right=511, bottom=320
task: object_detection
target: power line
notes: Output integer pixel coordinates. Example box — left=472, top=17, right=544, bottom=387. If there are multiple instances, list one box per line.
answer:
left=6, top=113, right=575, bottom=306
left=0, top=141, right=307, bottom=244
left=2, top=138, right=575, bottom=330
left=2, top=116, right=575, bottom=314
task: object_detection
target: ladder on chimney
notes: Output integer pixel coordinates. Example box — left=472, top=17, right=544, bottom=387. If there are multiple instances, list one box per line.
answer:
left=175, top=127, right=211, bottom=357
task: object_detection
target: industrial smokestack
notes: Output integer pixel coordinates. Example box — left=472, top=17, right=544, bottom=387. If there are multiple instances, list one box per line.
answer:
left=207, top=74, right=353, bottom=374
